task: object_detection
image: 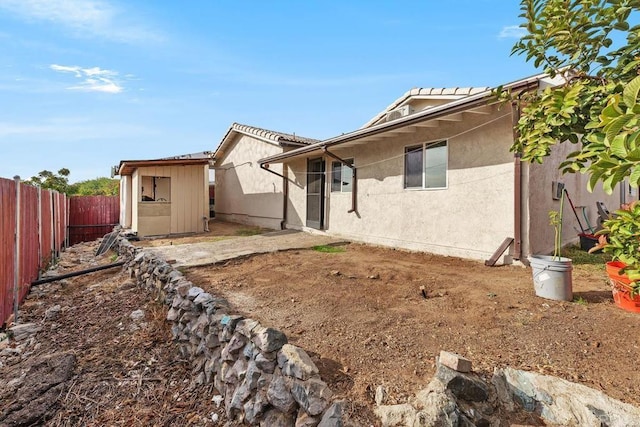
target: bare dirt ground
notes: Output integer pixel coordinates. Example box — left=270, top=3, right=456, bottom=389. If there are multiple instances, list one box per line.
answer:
left=179, top=228, right=640, bottom=423
left=3, top=221, right=640, bottom=426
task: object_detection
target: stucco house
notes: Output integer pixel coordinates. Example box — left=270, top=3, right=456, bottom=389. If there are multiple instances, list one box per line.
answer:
left=212, top=123, right=317, bottom=229
left=116, top=155, right=211, bottom=237
left=254, top=72, right=626, bottom=263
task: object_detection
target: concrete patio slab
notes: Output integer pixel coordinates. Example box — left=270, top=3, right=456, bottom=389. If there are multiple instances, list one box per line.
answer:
left=145, top=230, right=347, bottom=268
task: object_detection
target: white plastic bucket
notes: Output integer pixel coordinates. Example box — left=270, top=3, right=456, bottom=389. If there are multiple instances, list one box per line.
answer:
left=529, top=255, right=573, bottom=301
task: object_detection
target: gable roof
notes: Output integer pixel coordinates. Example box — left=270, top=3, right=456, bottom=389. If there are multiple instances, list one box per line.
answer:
left=213, top=123, right=319, bottom=161
left=259, top=72, right=558, bottom=165
left=362, top=86, right=490, bottom=128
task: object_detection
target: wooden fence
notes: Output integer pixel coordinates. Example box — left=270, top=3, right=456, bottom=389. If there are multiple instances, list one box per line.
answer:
left=68, top=196, right=119, bottom=245
left=0, top=177, right=68, bottom=327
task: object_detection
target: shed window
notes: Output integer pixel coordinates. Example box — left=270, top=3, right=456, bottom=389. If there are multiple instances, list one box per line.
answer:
left=331, top=159, right=353, bottom=193
left=404, top=141, right=447, bottom=189
left=141, top=176, right=171, bottom=202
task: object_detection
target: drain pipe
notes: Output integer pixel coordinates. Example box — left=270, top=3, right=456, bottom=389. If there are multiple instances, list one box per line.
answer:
left=322, top=147, right=357, bottom=214
left=512, top=101, right=523, bottom=262
left=31, top=262, right=125, bottom=286
left=260, top=163, right=289, bottom=230
left=282, top=168, right=289, bottom=229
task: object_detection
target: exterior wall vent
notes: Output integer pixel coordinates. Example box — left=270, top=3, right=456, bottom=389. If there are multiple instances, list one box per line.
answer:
left=385, top=105, right=415, bottom=122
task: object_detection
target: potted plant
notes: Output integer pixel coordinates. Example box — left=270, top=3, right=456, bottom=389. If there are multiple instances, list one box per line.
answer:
left=528, top=192, right=573, bottom=301
left=590, top=201, right=640, bottom=313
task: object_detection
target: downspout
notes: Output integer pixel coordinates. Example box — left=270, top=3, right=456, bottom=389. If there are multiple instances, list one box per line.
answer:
left=282, top=168, right=289, bottom=229
left=260, top=163, right=288, bottom=230
left=512, top=101, right=523, bottom=262
left=322, top=147, right=357, bottom=214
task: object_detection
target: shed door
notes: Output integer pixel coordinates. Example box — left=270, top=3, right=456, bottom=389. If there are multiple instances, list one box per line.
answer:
left=306, top=158, right=325, bottom=229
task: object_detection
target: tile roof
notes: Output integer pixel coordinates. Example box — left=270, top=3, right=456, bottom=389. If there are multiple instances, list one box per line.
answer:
left=230, top=123, right=319, bottom=145
left=362, top=86, right=491, bottom=128
left=406, top=87, right=489, bottom=96
left=213, top=123, right=318, bottom=161
left=161, top=151, right=213, bottom=160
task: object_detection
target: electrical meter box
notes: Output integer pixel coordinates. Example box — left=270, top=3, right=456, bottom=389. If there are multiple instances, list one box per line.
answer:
left=552, top=181, right=565, bottom=200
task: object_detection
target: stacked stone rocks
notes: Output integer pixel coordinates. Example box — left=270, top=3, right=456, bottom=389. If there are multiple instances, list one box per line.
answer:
left=114, top=236, right=342, bottom=426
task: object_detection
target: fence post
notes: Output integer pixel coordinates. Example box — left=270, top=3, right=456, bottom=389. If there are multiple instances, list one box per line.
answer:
left=49, top=191, right=54, bottom=263
left=37, top=186, right=42, bottom=278
left=52, top=193, right=58, bottom=261
left=65, top=194, right=69, bottom=248
left=13, top=176, right=20, bottom=323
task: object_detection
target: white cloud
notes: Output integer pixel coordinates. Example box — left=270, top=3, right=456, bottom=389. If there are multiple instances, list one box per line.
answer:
left=50, top=64, right=124, bottom=93
left=50, top=64, right=83, bottom=76
left=499, top=25, right=527, bottom=39
left=0, top=0, right=162, bottom=44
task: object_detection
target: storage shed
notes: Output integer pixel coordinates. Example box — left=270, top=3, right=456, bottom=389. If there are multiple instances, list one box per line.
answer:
left=116, top=158, right=210, bottom=237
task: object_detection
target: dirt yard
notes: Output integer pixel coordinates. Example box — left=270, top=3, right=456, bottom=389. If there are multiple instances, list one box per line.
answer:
left=2, top=221, right=640, bottom=426
left=178, top=226, right=640, bottom=422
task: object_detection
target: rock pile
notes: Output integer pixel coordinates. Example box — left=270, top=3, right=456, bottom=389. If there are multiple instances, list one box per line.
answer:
left=115, top=235, right=342, bottom=426
left=0, top=352, right=76, bottom=426
left=0, top=325, right=40, bottom=371
left=375, top=350, right=640, bottom=427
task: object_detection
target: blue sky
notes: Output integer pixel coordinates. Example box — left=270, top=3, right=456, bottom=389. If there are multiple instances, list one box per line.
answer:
left=0, top=0, right=537, bottom=183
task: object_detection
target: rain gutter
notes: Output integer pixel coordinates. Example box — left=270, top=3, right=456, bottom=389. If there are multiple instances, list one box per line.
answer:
left=323, top=147, right=357, bottom=214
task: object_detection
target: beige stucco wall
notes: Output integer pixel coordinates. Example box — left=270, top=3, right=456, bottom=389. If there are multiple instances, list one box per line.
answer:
left=285, top=106, right=518, bottom=261
left=408, top=98, right=459, bottom=112
left=214, top=134, right=284, bottom=230
left=129, top=164, right=207, bottom=236
left=286, top=157, right=311, bottom=229
left=526, top=142, right=623, bottom=256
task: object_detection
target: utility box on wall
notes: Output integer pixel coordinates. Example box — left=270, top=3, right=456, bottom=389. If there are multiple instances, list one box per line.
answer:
left=552, top=181, right=565, bottom=200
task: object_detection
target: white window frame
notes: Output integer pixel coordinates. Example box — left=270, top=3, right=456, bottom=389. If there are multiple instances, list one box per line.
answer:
left=404, top=140, right=448, bottom=190
left=330, top=158, right=354, bottom=193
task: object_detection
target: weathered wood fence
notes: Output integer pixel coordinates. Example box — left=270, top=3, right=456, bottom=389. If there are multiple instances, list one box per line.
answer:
left=0, top=177, right=68, bottom=327
left=68, top=196, right=119, bottom=245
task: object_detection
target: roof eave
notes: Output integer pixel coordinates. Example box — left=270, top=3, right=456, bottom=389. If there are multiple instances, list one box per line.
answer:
left=259, top=73, right=545, bottom=165
left=118, top=158, right=210, bottom=176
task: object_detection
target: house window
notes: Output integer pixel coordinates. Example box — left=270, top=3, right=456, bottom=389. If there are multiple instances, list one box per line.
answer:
left=331, top=159, right=353, bottom=192
left=141, top=176, right=171, bottom=202
left=404, top=141, right=447, bottom=189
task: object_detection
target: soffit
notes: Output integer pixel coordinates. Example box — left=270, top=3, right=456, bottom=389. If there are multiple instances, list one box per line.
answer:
left=118, top=158, right=210, bottom=176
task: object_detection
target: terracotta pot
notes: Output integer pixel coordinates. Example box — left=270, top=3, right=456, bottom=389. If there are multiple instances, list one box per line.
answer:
left=605, top=261, right=640, bottom=313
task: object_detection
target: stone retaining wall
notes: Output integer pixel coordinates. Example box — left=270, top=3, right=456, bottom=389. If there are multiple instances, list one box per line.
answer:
left=115, top=236, right=342, bottom=426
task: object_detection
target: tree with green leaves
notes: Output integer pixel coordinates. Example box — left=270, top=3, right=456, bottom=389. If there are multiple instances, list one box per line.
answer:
left=69, top=177, right=119, bottom=196
left=510, top=0, right=640, bottom=287
left=25, top=168, right=71, bottom=193
left=25, top=169, right=119, bottom=196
